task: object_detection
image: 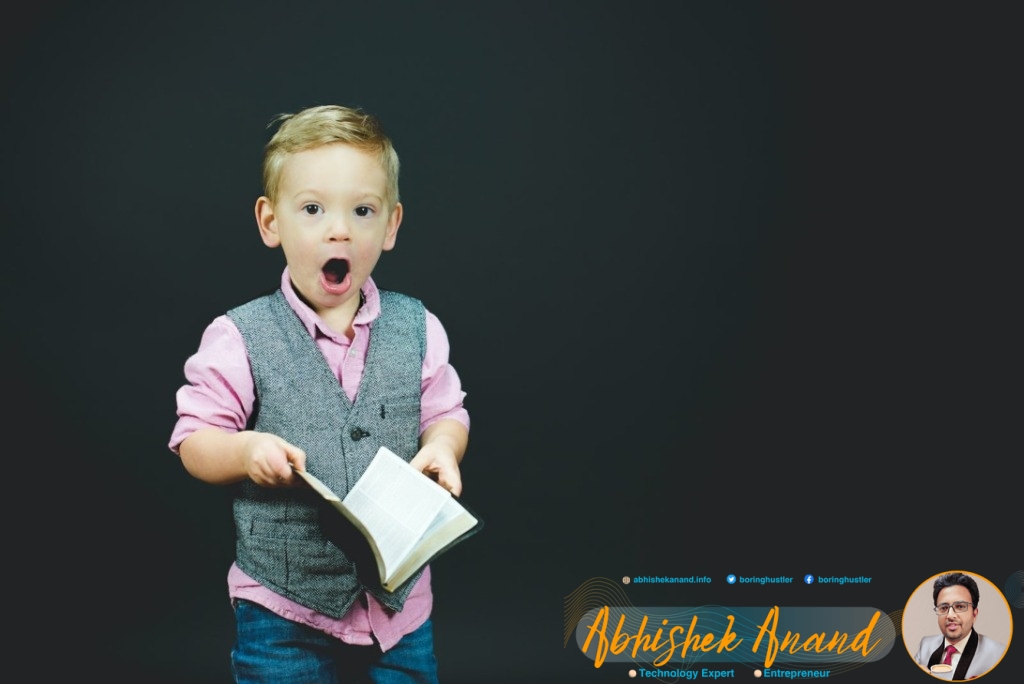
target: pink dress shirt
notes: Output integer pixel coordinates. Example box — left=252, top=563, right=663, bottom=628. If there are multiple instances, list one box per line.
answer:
left=169, top=269, right=469, bottom=651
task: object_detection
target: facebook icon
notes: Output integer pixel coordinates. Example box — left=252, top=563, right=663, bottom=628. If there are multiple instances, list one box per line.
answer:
left=804, top=574, right=814, bottom=584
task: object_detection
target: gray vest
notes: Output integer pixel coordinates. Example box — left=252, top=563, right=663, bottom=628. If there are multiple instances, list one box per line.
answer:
left=227, top=288, right=425, bottom=618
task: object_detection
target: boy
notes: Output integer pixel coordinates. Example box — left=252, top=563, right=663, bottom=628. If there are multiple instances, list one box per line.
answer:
left=169, top=105, right=469, bottom=683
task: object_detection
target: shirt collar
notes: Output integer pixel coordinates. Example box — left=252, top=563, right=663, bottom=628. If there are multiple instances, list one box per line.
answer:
left=279, top=267, right=381, bottom=340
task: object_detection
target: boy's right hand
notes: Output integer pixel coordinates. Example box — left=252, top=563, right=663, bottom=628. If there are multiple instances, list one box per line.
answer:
left=240, top=431, right=307, bottom=487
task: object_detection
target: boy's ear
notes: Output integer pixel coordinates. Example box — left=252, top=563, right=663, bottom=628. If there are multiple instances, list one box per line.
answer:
left=255, top=197, right=280, bottom=247
left=383, top=202, right=403, bottom=251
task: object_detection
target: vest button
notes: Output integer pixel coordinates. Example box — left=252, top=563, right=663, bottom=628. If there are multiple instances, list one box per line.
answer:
left=350, top=428, right=369, bottom=441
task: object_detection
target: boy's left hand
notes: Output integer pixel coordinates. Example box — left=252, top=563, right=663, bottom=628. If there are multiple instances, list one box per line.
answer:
left=409, top=442, right=462, bottom=497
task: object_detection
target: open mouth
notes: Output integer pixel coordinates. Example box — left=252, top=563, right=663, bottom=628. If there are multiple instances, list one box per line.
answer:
left=319, top=258, right=352, bottom=295
left=323, top=258, right=349, bottom=284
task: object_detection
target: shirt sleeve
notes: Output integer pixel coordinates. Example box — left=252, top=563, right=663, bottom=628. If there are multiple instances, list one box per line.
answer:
left=420, top=310, right=470, bottom=434
left=168, top=315, right=256, bottom=454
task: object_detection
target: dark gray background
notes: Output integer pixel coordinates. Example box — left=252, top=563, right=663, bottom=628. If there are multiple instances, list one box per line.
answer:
left=2, top=2, right=1017, bottom=681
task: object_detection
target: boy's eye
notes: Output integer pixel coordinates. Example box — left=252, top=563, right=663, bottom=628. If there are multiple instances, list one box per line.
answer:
left=355, top=206, right=373, bottom=217
left=303, top=204, right=321, bottom=215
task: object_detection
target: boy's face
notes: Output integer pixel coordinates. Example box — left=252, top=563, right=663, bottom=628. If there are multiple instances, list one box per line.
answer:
left=256, top=143, right=401, bottom=324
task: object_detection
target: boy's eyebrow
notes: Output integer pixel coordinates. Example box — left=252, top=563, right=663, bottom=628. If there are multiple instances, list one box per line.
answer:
left=350, top=190, right=386, bottom=202
left=289, top=188, right=385, bottom=203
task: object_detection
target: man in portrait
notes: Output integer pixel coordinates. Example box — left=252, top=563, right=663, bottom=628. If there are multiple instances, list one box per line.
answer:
left=915, top=572, right=1007, bottom=680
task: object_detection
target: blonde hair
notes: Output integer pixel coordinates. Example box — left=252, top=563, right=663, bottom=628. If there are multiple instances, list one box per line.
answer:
left=262, top=105, right=400, bottom=208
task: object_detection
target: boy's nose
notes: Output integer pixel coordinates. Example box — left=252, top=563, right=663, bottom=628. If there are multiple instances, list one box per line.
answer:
left=325, top=217, right=351, bottom=241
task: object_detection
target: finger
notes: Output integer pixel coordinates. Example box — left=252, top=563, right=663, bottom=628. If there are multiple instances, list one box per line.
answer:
left=268, top=438, right=305, bottom=482
left=438, top=467, right=463, bottom=497
left=407, top=451, right=430, bottom=473
left=256, top=469, right=282, bottom=487
left=286, top=446, right=307, bottom=473
left=270, top=458, right=294, bottom=483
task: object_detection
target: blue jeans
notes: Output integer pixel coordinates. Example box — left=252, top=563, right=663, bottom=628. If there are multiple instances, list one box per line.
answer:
left=231, top=599, right=439, bottom=684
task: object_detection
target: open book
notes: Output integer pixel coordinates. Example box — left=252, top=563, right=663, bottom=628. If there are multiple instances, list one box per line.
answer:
left=294, top=446, right=482, bottom=592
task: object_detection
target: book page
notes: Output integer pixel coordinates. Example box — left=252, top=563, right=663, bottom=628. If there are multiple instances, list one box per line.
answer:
left=422, top=495, right=475, bottom=540
left=341, top=448, right=451, bottom=579
left=388, top=495, right=479, bottom=588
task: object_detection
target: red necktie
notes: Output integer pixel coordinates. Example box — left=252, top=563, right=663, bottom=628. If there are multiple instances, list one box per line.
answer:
left=943, top=645, right=958, bottom=665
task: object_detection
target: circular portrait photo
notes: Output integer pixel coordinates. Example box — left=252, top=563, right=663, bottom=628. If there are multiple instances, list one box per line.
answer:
left=903, top=571, right=1013, bottom=680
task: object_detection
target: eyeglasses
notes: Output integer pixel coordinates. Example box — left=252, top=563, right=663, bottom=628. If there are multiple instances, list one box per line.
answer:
left=934, top=602, right=974, bottom=614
